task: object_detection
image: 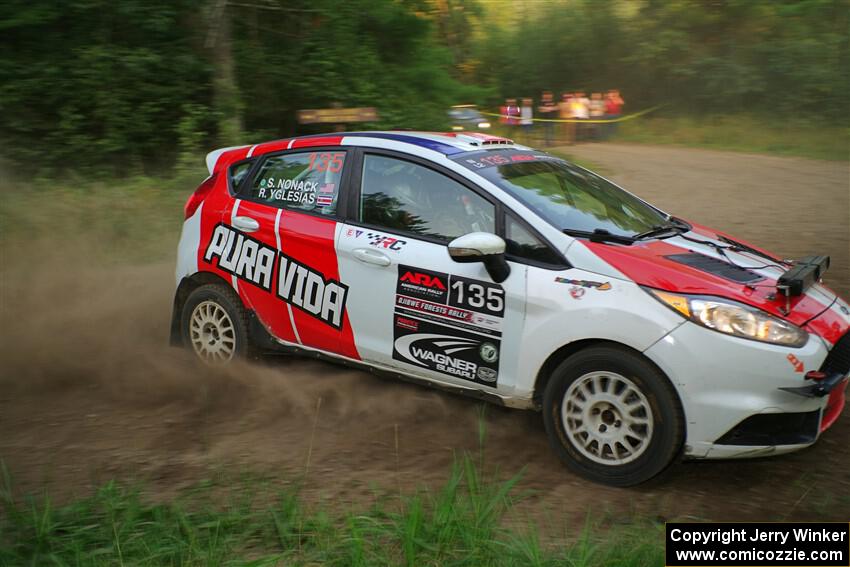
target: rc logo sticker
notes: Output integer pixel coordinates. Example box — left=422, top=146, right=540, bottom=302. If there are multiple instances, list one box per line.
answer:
left=366, top=232, right=407, bottom=251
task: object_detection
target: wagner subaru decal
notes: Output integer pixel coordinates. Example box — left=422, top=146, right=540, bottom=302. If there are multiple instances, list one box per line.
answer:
left=204, top=223, right=276, bottom=291
left=393, top=317, right=500, bottom=384
left=393, top=264, right=505, bottom=385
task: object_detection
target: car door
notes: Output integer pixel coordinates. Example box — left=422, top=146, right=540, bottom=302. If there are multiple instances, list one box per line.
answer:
left=336, top=151, right=528, bottom=393
left=214, top=147, right=359, bottom=358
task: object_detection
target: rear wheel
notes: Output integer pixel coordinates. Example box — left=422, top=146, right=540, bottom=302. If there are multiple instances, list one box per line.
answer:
left=180, top=284, right=249, bottom=365
left=542, top=345, right=684, bottom=486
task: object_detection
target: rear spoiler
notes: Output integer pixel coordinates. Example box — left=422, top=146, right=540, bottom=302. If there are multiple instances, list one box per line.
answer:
left=205, top=145, right=249, bottom=175
left=777, top=255, right=830, bottom=297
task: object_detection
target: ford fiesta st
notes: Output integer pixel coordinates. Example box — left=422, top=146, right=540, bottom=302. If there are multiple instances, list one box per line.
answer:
left=170, top=131, right=849, bottom=486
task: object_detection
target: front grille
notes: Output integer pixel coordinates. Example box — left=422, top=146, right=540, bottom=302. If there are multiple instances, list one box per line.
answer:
left=665, top=253, right=763, bottom=284
left=821, top=330, right=850, bottom=376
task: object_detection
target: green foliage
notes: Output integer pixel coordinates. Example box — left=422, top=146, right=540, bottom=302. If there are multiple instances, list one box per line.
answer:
left=0, top=0, right=845, bottom=176
left=0, top=0, right=213, bottom=176
left=0, top=456, right=665, bottom=566
left=475, top=0, right=849, bottom=121
left=232, top=0, right=484, bottom=138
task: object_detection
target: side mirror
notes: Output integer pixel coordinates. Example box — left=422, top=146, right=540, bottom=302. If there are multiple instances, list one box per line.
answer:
left=447, top=232, right=511, bottom=283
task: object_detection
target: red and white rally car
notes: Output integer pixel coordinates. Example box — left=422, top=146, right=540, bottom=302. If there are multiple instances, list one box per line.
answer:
left=170, top=131, right=849, bottom=486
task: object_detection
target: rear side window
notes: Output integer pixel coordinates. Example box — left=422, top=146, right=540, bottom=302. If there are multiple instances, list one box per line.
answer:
left=505, top=213, right=564, bottom=266
left=245, top=151, right=346, bottom=215
left=229, top=160, right=253, bottom=192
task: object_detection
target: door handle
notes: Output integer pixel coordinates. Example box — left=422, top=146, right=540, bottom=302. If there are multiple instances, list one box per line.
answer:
left=232, top=215, right=260, bottom=232
left=352, top=248, right=391, bottom=267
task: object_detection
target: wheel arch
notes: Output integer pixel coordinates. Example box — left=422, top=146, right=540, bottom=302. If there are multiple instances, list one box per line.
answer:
left=169, top=272, right=233, bottom=346
left=532, top=339, right=680, bottom=411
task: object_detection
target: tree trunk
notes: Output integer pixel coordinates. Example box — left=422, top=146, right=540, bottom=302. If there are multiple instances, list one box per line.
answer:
left=207, top=0, right=243, bottom=145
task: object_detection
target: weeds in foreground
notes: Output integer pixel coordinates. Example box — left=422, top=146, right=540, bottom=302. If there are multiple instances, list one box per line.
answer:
left=0, top=455, right=663, bottom=566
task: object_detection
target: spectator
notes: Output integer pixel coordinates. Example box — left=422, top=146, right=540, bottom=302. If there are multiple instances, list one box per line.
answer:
left=538, top=90, right=558, bottom=146
left=605, top=90, right=624, bottom=138
left=520, top=98, right=534, bottom=142
left=571, top=91, right=590, bottom=141
left=589, top=92, right=605, bottom=140
left=559, top=92, right=575, bottom=145
left=503, top=98, right=521, bottom=128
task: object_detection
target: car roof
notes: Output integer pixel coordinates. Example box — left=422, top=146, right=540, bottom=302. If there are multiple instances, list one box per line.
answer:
left=208, top=131, right=520, bottom=174
left=343, top=131, right=515, bottom=155
left=266, top=131, right=515, bottom=156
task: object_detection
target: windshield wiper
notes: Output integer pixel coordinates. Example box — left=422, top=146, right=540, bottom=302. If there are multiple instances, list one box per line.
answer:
left=633, top=223, right=686, bottom=240
left=562, top=228, right=635, bottom=245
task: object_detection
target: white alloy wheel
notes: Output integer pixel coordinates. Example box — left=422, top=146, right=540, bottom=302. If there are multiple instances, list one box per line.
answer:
left=189, top=300, right=237, bottom=364
left=561, top=371, right=654, bottom=465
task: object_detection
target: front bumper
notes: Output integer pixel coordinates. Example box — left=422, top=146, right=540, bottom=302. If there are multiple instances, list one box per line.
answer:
left=644, top=320, right=847, bottom=459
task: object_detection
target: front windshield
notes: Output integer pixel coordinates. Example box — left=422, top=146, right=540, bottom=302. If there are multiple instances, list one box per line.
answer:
left=461, top=153, right=668, bottom=237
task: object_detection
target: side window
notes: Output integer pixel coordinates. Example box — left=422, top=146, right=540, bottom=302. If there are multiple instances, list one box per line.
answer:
left=505, top=213, right=564, bottom=266
left=360, top=154, right=495, bottom=241
left=246, top=150, right=346, bottom=215
left=229, top=160, right=253, bottom=192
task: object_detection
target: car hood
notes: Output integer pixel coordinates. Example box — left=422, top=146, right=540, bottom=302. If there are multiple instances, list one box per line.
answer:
left=580, top=221, right=839, bottom=329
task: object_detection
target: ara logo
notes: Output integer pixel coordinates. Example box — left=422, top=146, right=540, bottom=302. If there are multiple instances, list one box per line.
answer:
left=400, top=271, right=446, bottom=290
left=276, top=252, right=348, bottom=329
left=204, top=224, right=276, bottom=291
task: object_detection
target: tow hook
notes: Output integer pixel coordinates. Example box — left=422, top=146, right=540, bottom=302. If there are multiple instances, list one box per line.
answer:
left=779, top=370, right=847, bottom=398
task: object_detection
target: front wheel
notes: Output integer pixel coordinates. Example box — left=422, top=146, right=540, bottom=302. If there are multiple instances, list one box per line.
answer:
left=542, top=345, right=684, bottom=486
left=180, top=283, right=249, bottom=365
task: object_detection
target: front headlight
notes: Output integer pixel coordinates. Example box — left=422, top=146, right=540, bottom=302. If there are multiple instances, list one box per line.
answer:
left=646, top=289, right=808, bottom=347
left=477, top=121, right=491, bottom=129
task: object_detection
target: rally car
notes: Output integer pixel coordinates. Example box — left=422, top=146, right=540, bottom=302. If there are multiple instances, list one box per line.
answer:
left=170, top=131, right=849, bottom=486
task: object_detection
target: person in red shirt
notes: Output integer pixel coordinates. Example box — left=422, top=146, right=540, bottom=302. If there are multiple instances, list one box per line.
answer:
left=604, top=90, right=624, bottom=139
left=502, top=98, right=521, bottom=130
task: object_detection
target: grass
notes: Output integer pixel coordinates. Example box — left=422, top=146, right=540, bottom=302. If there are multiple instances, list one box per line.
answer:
left=486, top=113, right=848, bottom=161
left=0, top=173, right=196, bottom=265
left=0, top=457, right=665, bottom=566
left=615, top=114, right=849, bottom=161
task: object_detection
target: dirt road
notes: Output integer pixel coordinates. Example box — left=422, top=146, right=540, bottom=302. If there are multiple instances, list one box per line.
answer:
left=1, top=144, right=848, bottom=529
